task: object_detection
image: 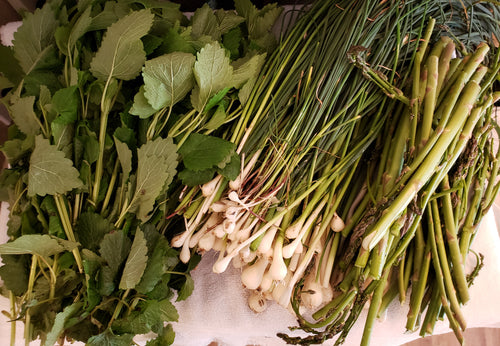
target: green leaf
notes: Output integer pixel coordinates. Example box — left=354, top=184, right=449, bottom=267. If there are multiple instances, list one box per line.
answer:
left=81, top=134, right=100, bottom=164
left=8, top=95, right=40, bottom=136
left=0, top=136, right=34, bottom=164
left=113, top=126, right=136, bottom=148
left=146, top=273, right=172, bottom=300
left=89, top=2, right=131, bottom=32
left=45, top=302, right=83, bottom=346
left=191, top=4, right=220, bottom=40
left=114, top=137, right=133, bottom=184
left=52, top=86, right=79, bottom=124
left=141, top=225, right=160, bottom=255
left=99, top=231, right=132, bottom=274
left=178, top=168, right=215, bottom=186
left=51, top=122, right=74, bottom=159
left=161, top=26, right=196, bottom=55
left=28, top=135, right=83, bottom=197
left=0, top=169, right=21, bottom=202
left=40, top=196, right=65, bottom=238
left=68, top=7, right=93, bottom=52
left=217, top=152, right=240, bottom=181
left=176, top=275, right=194, bottom=302
left=136, top=237, right=178, bottom=294
left=234, top=0, right=255, bottom=19
left=235, top=0, right=282, bottom=39
left=90, top=10, right=154, bottom=81
left=142, top=52, right=196, bottom=110
left=119, top=229, right=148, bottom=290
left=204, top=87, right=230, bottom=112
left=99, top=266, right=116, bottom=296
left=87, top=329, right=134, bottom=346
left=178, top=133, right=236, bottom=171
left=238, top=76, right=257, bottom=105
left=24, top=70, right=62, bottom=96
left=252, top=4, right=282, bottom=39
left=0, top=234, right=79, bottom=258
left=232, top=53, right=266, bottom=89
left=129, top=137, right=178, bottom=221
left=203, top=104, right=227, bottom=131
left=146, top=324, right=175, bottom=346
left=215, top=9, right=245, bottom=34
left=0, top=75, right=13, bottom=94
left=38, top=84, right=52, bottom=114
left=55, top=26, right=71, bottom=56
left=75, top=212, right=114, bottom=251
left=0, top=44, right=23, bottom=85
left=223, top=26, right=243, bottom=59
left=113, top=298, right=177, bottom=335
left=130, top=86, right=157, bottom=118
left=190, top=42, right=233, bottom=112
left=82, top=258, right=102, bottom=310
left=13, top=4, right=58, bottom=74
left=142, top=34, right=163, bottom=55
left=0, top=255, right=29, bottom=296
left=124, top=0, right=182, bottom=11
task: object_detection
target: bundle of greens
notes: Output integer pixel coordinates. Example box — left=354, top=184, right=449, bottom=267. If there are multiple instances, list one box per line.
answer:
left=297, top=26, right=500, bottom=346
left=0, top=0, right=282, bottom=345
left=168, top=0, right=500, bottom=345
left=279, top=2, right=500, bottom=346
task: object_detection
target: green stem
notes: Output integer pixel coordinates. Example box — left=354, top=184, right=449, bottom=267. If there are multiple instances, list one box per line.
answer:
left=409, top=17, right=435, bottom=152
left=401, top=244, right=414, bottom=304
left=168, top=109, right=198, bottom=138
left=54, top=194, right=83, bottom=273
left=92, top=77, right=120, bottom=206
left=92, top=109, right=109, bottom=206
left=419, top=283, right=442, bottom=337
left=102, top=159, right=120, bottom=213
left=24, top=256, right=37, bottom=346
left=430, top=200, right=466, bottom=331
left=436, top=38, right=455, bottom=95
left=429, top=200, right=465, bottom=342
left=385, top=92, right=486, bottom=272
left=305, top=289, right=357, bottom=329
left=321, top=231, right=340, bottom=287
left=398, top=251, right=406, bottom=304
left=37, top=254, right=58, bottom=300
left=108, top=288, right=130, bottom=328
left=406, top=239, right=431, bottom=331
left=156, top=106, right=174, bottom=137
left=360, top=269, right=390, bottom=346
left=440, top=175, right=469, bottom=304
left=31, top=197, right=49, bottom=231
left=9, top=291, right=16, bottom=346
left=394, top=45, right=489, bottom=194
left=73, top=192, right=82, bottom=225
left=363, top=81, right=481, bottom=251
left=419, top=54, right=438, bottom=148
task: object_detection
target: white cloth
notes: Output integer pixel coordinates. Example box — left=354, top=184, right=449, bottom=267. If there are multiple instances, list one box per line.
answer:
left=0, top=21, right=21, bottom=46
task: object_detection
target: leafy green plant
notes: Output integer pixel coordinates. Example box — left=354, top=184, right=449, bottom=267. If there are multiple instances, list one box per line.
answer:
left=0, top=0, right=281, bottom=345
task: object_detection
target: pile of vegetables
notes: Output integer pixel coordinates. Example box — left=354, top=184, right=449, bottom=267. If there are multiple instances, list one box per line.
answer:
left=0, top=0, right=282, bottom=345
left=1, top=0, right=500, bottom=345
left=169, top=0, right=500, bottom=345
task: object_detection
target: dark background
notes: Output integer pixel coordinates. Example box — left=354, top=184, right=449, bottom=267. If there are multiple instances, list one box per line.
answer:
left=0, top=0, right=304, bottom=23
left=171, top=0, right=302, bottom=11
